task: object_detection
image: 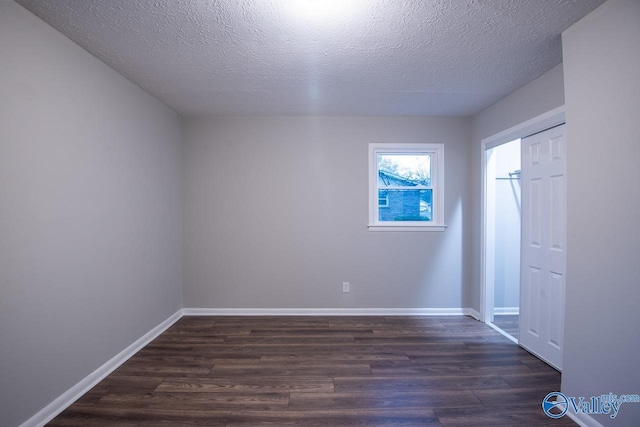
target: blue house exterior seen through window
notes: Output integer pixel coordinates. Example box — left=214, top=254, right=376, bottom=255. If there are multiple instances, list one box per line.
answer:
left=378, top=170, right=432, bottom=221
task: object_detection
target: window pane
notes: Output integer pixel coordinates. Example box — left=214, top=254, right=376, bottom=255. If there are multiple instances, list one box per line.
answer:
left=378, top=189, right=389, bottom=207
left=377, top=154, right=431, bottom=187
left=378, top=189, right=432, bottom=222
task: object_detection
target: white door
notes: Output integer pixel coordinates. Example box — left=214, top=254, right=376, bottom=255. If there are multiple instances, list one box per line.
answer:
left=519, top=124, right=566, bottom=370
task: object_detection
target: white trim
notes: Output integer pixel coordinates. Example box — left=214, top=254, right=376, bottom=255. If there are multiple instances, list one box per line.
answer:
left=20, top=309, right=183, bottom=427
left=368, top=143, right=445, bottom=230
left=183, top=307, right=477, bottom=316
left=481, top=146, right=496, bottom=323
left=367, top=225, right=446, bottom=232
left=481, top=106, right=566, bottom=149
left=487, top=322, right=518, bottom=344
left=519, top=341, right=562, bottom=372
left=19, top=306, right=482, bottom=426
left=480, top=106, right=565, bottom=325
left=493, top=307, right=520, bottom=315
left=564, top=410, right=605, bottom=427
left=467, top=308, right=481, bottom=320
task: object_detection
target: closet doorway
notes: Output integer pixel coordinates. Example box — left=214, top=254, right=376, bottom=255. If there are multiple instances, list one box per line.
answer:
left=485, top=139, right=521, bottom=341
left=481, top=106, right=566, bottom=370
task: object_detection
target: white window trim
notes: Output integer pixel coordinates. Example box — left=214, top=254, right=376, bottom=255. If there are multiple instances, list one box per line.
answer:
left=368, top=143, right=445, bottom=232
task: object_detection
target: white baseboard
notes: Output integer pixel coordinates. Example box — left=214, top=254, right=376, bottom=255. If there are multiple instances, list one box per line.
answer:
left=564, top=410, right=605, bottom=427
left=467, top=308, right=481, bottom=320
left=494, top=307, right=520, bottom=315
left=183, top=307, right=479, bottom=316
left=20, top=309, right=183, bottom=427
left=21, top=306, right=480, bottom=426
left=488, top=321, right=518, bottom=344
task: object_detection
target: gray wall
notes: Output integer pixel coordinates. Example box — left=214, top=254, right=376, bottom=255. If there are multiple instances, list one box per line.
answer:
left=0, top=3, right=182, bottom=426
left=183, top=116, right=472, bottom=309
left=471, top=64, right=566, bottom=143
left=562, top=0, right=640, bottom=424
left=469, top=64, right=566, bottom=311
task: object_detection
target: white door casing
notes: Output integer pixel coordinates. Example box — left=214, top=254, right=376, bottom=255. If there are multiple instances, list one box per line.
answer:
left=519, top=124, right=566, bottom=370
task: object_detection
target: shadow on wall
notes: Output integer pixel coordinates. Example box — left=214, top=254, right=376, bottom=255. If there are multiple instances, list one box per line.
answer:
left=417, top=197, right=465, bottom=307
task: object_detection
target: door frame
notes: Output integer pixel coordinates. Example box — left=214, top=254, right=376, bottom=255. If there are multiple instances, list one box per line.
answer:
left=480, top=106, right=566, bottom=325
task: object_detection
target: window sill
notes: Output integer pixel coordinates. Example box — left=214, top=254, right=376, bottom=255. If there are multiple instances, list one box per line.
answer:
left=367, top=224, right=447, bottom=232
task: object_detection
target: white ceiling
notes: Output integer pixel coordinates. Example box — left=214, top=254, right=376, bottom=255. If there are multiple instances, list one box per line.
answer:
left=16, top=0, right=605, bottom=117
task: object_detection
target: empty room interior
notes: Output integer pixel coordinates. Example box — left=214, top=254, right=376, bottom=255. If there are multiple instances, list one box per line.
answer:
left=1, top=0, right=639, bottom=426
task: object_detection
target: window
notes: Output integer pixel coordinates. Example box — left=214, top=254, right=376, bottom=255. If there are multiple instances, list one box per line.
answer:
left=378, top=191, right=389, bottom=207
left=368, top=143, right=445, bottom=231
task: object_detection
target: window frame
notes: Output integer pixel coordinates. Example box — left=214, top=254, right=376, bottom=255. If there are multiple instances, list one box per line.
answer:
left=368, top=143, right=445, bottom=231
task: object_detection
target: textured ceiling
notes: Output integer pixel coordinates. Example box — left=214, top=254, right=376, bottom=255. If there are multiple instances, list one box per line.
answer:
left=16, top=0, right=605, bottom=116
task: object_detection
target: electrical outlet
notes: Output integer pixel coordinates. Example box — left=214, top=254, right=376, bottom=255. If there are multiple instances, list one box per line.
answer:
left=342, top=282, right=350, bottom=293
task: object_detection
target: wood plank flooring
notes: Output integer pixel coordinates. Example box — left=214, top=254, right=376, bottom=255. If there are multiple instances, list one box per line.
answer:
left=492, top=314, right=520, bottom=340
left=48, top=316, right=575, bottom=426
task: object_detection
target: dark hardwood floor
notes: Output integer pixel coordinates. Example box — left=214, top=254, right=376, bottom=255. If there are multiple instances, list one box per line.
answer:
left=492, top=314, right=520, bottom=340
left=48, top=316, right=574, bottom=426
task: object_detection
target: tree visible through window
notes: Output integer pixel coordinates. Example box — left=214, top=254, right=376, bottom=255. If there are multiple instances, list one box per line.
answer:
left=369, top=143, right=444, bottom=230
left=377, top=154, right=432, bottom=221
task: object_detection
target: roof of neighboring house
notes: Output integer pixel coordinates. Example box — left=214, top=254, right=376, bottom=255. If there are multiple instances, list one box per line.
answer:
left=378, top=170, right=426, bottom=187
